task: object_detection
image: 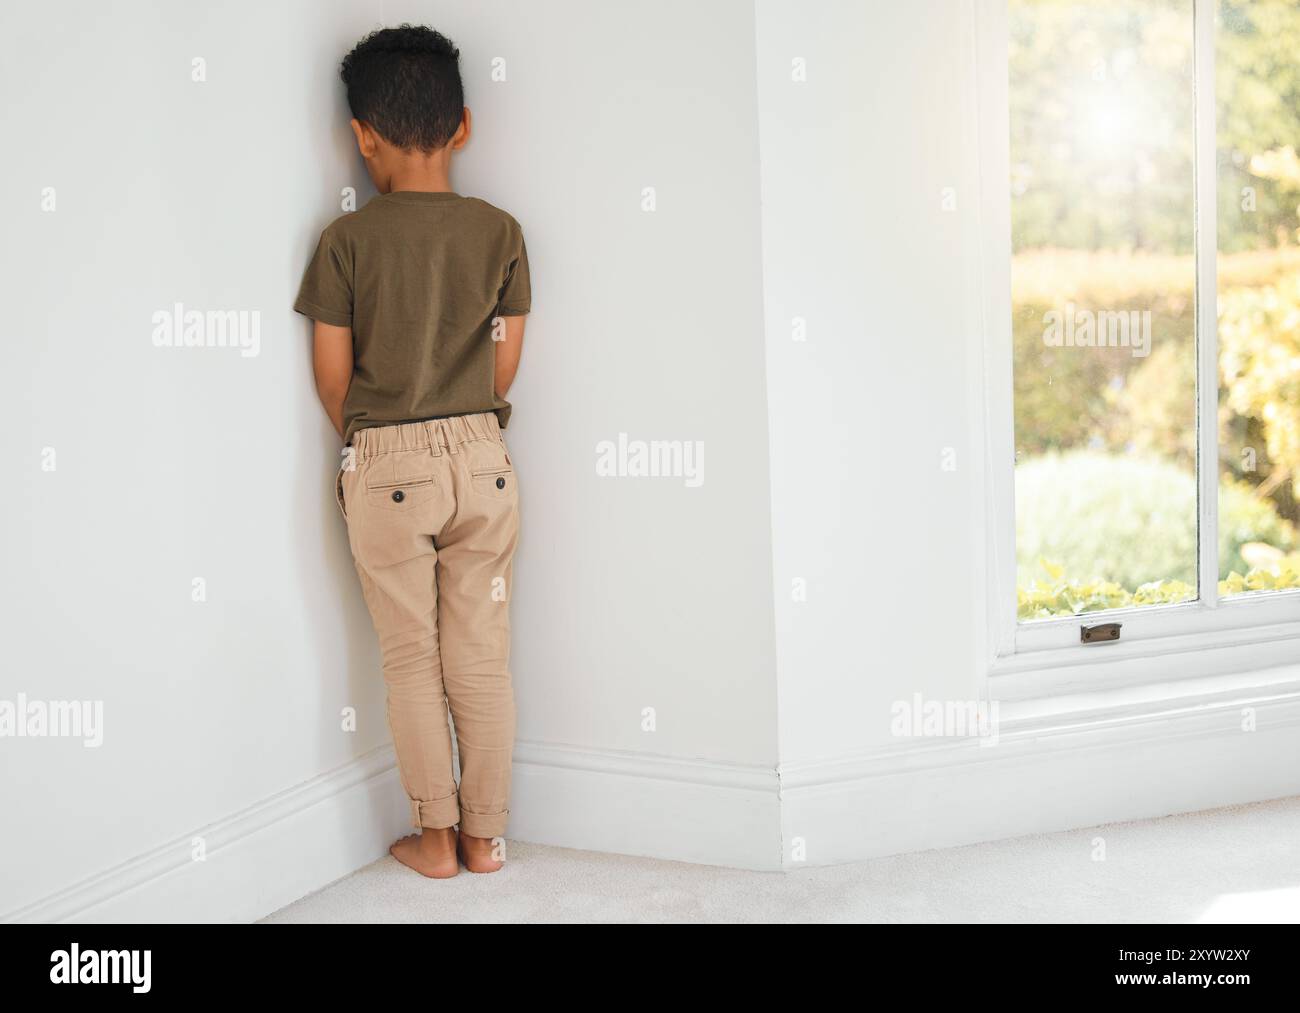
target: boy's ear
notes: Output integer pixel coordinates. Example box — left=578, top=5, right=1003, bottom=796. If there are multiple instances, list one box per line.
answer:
left=451, top=107, right=471, bottom=150
left=350, top=118, right=378, bottom=158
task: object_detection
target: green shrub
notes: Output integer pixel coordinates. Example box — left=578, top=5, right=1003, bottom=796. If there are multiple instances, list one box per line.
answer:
left=1018, top=566, right=1195, bottom=622
left=1015, top=450, right=1296, bottom=590
left=1020, top=558, right=1300, bottom=621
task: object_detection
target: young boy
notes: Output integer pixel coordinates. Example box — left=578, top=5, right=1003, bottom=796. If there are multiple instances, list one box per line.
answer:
left=294, top=25, right=529, bottom=878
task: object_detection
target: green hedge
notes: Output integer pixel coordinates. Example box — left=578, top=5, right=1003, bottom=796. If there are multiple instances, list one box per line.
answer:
left=1016, top=450, right=1296, bottom=589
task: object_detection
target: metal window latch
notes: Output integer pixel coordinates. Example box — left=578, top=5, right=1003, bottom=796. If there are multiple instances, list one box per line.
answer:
left=1081, top=622, right=1122, bottom=645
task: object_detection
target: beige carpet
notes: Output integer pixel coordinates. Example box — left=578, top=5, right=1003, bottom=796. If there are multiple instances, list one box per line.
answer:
left=263, top=796, right=1300, bottom=923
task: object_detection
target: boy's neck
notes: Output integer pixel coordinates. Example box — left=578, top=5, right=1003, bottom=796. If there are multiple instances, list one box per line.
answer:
left=385, top=159, right=454, bottom=195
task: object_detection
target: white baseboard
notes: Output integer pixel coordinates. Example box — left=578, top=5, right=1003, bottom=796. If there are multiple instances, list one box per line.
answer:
left=779, top=684, right=1300, bottom=869
left=2, top=743, right=780, bottom=923
left=3, top=746, right=411, bottom=924
left=9, top=682, right=1297, bottom=919
left=509, top=741, right=781, bottom=871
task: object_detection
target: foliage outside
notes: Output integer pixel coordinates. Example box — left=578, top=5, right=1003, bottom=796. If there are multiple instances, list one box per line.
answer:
left=1010, top=0, right=1300, bottom=618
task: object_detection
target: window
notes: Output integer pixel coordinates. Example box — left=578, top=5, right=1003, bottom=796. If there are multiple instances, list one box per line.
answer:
left=998, top=0, right=1300, bottom=652
left=1215, top=0, right=1300, bottom=601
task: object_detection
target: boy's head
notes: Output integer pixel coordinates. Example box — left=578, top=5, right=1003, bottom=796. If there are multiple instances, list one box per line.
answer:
left=340, top=25, right=469, bottom=191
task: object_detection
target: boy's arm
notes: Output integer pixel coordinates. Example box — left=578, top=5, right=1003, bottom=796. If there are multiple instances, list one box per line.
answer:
left=494, top=314, right=527, bottom=399
left=312, top=321, right=353, bottom=440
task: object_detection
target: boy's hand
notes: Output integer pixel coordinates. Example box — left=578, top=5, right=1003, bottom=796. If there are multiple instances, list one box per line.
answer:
left=312, top=321, right=353, bottom=440
left=493, top=314, right=526, bottom=399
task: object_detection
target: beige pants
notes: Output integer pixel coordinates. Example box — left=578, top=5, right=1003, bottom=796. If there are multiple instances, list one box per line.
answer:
left=336, top=413, right=518, bottom=839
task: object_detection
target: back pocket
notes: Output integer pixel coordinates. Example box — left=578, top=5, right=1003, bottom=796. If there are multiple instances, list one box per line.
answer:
left=468, top=440, right=515, bottom=500
left=363, top=452, right=437, bottom=511
left=471, top=467, right=514, bottom=499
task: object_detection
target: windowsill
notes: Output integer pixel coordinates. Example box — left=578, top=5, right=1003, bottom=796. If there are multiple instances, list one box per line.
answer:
left=997, top=661, right=1300, bottom=732
left=987, top=618, right=1300, bottom=702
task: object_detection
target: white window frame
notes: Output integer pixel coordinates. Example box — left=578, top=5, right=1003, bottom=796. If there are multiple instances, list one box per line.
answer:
left=974, top=0, right=1300, bottom=692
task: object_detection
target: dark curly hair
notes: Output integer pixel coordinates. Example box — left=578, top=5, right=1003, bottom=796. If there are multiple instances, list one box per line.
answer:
left=340, top=25, right=464, bottom=152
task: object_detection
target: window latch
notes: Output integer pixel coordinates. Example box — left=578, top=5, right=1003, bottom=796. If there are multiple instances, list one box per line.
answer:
left=1081, top=622, right=1122, bottom=645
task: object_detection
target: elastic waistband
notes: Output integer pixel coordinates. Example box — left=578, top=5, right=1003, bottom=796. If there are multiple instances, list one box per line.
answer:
left=350, top=412, right=502, bottom=462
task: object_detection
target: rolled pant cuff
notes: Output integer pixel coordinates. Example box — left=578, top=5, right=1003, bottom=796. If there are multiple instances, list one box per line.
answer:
left=410, top=794, right=460, bottom=830
left=458, top=808, right=509, bottom=839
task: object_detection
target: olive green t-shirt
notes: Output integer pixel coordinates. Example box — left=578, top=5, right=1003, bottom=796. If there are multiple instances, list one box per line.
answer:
left=294, top=191, right=530, bottom=442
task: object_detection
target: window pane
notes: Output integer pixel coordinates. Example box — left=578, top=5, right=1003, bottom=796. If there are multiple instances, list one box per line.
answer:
left=1216, top=0, right=1300, bottom=599
left=1009, top=0, right=1198, bottom=621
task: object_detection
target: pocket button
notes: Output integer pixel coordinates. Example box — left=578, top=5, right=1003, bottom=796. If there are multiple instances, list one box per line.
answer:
left=496, top=477, right=506, bottom=490
left=391, top=490, right=405, bottom=503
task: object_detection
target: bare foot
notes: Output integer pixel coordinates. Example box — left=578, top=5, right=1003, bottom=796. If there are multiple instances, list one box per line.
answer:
left=458, top=831, right=505, bottom=873
left=389, top=827, right=459, bottom=879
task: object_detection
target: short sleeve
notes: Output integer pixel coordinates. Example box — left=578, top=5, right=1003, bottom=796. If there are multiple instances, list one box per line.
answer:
left=497, top=232, right=531, bottom=316
left=294, top=228, right=353, bottom=326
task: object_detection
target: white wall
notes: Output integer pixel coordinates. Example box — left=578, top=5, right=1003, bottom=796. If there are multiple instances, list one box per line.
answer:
left=7, top=0, right=1295, bottom=918
left=755, top=0, right=987, bottom=766
left=1, top=0, right=779, bottom=917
